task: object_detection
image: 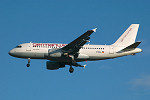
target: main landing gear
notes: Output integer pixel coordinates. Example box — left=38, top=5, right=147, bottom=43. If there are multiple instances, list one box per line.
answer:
left=69, top=66, right=74, bottom=73
left=69, top=64, right=86, bottom=73
left=26, top=58, right=30, bottom=67
left=68, top=55, right=87, bottom=73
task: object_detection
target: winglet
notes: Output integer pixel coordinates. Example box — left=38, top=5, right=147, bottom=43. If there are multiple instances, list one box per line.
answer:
left=92, top=28, right=97, bottom=32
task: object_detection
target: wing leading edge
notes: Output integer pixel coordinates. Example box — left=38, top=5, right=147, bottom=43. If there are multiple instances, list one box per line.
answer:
left=62, top=28, right=97, bottom=54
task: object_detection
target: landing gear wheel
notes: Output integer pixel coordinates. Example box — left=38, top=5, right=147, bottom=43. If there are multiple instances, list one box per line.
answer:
left=69, top=66, right=74, bottom=73
left=27, top=64, right=30, bottom=67
left=26, top=58, right=30, bottom=67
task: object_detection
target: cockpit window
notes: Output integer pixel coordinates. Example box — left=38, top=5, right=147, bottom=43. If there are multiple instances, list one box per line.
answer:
left=16, top=45, right=22, bottom=48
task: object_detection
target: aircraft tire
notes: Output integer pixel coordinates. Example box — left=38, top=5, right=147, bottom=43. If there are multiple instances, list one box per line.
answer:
left=69, top=67, right=74, bottom=73
left=27, top=64, right=30, bottom=67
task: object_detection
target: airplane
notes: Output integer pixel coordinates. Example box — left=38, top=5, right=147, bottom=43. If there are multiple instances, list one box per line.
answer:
left=9, top=24, right=142, bottom=73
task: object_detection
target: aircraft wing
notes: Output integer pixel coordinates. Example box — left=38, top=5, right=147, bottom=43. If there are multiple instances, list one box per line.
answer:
left=62, top=28, right=97, bottom=54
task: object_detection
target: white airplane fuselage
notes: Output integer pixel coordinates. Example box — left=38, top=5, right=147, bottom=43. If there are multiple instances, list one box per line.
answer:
left=8, top=24, right=142, bottom=73
left=9, top=43, right=142, bottom=62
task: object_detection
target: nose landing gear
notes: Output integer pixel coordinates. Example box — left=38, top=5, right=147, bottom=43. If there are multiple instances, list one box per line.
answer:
left=69, top=66, right=74, bottom=73
left=26, top=58, right=30, bottom=67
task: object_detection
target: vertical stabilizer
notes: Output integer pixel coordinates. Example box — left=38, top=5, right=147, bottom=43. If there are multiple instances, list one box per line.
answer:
left=113, top=24, right=139, bottom=46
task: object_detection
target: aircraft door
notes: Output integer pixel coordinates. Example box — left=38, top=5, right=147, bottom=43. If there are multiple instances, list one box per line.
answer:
left=26, top=45, right=31, bottom=51
left=109, top=46, right=114, bottom=54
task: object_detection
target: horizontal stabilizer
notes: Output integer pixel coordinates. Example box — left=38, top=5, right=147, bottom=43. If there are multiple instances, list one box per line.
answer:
left=117, top=41, right=141, bottom=53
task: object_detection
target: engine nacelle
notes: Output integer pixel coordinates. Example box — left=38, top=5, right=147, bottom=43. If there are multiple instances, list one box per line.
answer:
left=49, top=52, right=62, bottom=57
left=46, top=61, right=65, bottom=70
left=48, top=49, right=62, bottom=58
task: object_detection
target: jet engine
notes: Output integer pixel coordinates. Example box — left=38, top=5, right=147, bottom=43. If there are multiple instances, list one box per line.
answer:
left=46, top=61, right=65, bottom=70
left=48, top=49, right=63, bottom=58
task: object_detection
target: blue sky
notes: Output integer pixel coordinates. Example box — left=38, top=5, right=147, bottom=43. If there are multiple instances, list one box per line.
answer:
left=0, top=0, right=150, bottom=100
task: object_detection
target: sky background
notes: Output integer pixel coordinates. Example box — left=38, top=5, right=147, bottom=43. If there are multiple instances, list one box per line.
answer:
left=0, top=0, right=150, bottom=100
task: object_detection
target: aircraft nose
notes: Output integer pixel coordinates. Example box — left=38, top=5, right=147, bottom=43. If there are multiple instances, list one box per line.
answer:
left=8, top=49, right=15, bottom=56
left=9, top=50, right=13, bottom=56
